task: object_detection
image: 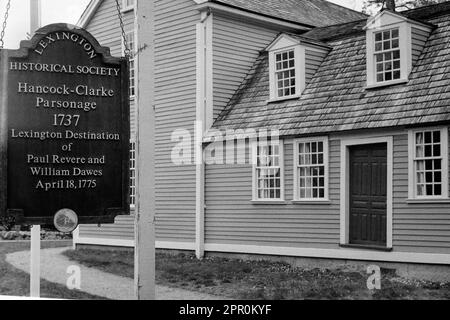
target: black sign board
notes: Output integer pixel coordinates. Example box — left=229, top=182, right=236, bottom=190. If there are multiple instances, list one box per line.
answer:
left=0, top=24, right=130, bottom=227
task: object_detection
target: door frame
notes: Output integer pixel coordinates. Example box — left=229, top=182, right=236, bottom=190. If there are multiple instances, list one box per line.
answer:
left=340, top=136, right=393, bottom=249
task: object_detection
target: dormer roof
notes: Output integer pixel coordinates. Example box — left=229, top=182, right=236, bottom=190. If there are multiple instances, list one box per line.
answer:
left=364, top=9, right=435, bottom=31
left=265, top=33, right=331, bottom=52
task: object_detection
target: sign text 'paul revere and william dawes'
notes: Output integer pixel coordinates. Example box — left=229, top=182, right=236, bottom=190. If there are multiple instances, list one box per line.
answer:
left=0, top=23, right=130, bottom=232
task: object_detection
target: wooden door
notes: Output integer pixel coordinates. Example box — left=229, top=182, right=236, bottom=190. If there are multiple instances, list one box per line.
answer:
left=349, top=143, right=387, bottom=247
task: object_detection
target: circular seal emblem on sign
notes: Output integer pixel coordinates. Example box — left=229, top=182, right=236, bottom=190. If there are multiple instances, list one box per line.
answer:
left=54, top=209, right=78, bottom=233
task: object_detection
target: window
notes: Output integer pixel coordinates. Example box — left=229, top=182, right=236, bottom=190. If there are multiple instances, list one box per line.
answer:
left=409, top=128, right=449, bottom=200
left=374, top=28, right=401, bottom=83
left=123, top=31, right=136, bottom=98
left=275, top=50, right=296, bottom=98
left=253, top=141, right=284, bottom=201
left=122, top=0, right=135, bottom=11
left=130, top=140, right=136, bottom=208
left=267, top=36, right=305, bottom=101
left=294, top=138, right=329, bottom=201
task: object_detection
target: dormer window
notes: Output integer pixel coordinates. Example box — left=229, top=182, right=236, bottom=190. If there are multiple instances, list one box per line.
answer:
left=266, top=34, right=330, bottom=102
left=365, top=10, right=433, bottom=88
left=269, top=45, right=303, bottom=101
left=374, top=28, right=401, bottom=82
left=275, top=49, right=297, bottom=98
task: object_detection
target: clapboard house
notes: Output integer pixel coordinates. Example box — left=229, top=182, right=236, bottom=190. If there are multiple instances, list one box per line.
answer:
left=75, top=0, right=450, bottom=266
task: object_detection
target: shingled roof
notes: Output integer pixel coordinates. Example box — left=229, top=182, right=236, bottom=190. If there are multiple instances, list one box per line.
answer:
left=209, top=3, right=450, bottom=139
left=211, top=0, right=368, bottom=27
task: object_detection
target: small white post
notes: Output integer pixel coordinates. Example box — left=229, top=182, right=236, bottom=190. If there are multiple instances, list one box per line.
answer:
left=29, top=0, right=41, bottom=299
left=30, top=225, right=40, bottom=298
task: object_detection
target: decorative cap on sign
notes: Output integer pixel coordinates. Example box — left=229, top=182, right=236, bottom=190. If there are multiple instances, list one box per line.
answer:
left=54, top=209, right=78, bottom=233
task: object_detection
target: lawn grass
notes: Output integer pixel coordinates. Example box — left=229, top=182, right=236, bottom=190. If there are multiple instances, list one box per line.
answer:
left=0, top=241, right=106, bottom=300
left=63, top=248, right=450, bottom=300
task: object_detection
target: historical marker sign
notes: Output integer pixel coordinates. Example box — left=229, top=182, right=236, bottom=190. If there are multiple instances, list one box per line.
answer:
left=0, top=24, right=130, bottom=227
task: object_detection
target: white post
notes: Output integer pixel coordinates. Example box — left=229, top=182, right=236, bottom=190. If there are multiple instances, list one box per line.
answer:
left=29, top=0, right=41, bottom=299
left=30, top=0, right=41, bottom=36
left=30, top=225, right=40, bottom=298
left=134, top=0, right=155, bottom=300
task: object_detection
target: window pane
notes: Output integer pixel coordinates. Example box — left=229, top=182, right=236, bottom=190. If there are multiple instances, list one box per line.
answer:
left=433, top=144, right=441, bottom=157
left=393, top=50, right=400, bottom=59
left=375, top=32, right=382, bottom=41
left=425, top=131, right=432, bottom=143
left=392, top=29, right=399, bottom=38
left=433, top=131, right=441, bottom=143
left=434, top=184, right=442, bottom=196
left=392, top=39, right=399, bottom=48
left=416, top=132, right=424, bottom=144
left=417, top=184, right=424, bottom=196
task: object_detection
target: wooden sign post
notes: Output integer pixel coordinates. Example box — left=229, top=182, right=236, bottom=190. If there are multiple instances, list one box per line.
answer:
left=30, top=0, right=41, bottom=298
left=135, top=0, right=156, bottom=300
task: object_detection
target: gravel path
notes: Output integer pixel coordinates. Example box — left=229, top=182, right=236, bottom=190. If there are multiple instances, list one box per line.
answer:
left=6, top=247, right=225, bottom=300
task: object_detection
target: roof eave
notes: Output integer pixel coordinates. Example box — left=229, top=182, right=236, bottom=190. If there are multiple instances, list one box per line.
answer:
left=196, top=1, right=313, bottom=31
left=364, top=9, right=435, bottom=31
left=77, top=0, right=103, bottom=28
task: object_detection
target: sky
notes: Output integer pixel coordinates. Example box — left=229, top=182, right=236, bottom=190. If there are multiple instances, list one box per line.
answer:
left=0, top=0, right=364, bottom=49
left=0, top=0, right=91, bottom=48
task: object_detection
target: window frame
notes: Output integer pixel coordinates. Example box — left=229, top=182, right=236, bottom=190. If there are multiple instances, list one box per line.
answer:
left=121, top=0, right=135, bottom=12
left=408, top=127, right=449, bottom=201
left=293, top=137, right=329, bottom=202
left=366, top=22, right=411, bottom=88
left=252, top=140, right=285, bottom=202
left=268, top=45, right=304, bottom=102
left=122, top=30, right=136, bottom=100
left=130, top=138, right=136, bottom=210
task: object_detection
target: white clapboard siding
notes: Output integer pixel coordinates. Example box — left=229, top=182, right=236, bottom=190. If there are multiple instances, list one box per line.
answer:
left=78, top=0, right=137, bottom=242
left=212, top=14, right=293, bottom=121
left=411, top=26, right=431, bottom=66
left=205, top=131, right=450, bottom=254
left=153, top=0, right=198, bottom=242
left=205, top=139, right=341, bottom=249
left=305, top=49, right=329, bottom=84
left=392, top=130, right=450, bottom=254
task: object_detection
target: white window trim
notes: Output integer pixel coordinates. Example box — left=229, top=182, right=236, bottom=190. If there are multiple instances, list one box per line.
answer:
left=293, top=137, right=329, bottom=202
left=366, top=22, right=412, bottom=88
left=268, top=45, right=305, bottom=102
left=340, top=136, right=393, bottom=249
left=251, top=140, right=285, bottom=202
left=121, top=0, right=135, bottom=12
left=122, top=30, right=137, bottom=100
left=129, top=137, right=136, bottom=210
left=408, top=127, right=449, bottom=201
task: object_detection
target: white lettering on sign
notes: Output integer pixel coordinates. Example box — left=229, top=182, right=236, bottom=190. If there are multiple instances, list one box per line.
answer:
left=34, top=32, right=97, bottom=59
left=9, top=62, right=120, bottom=77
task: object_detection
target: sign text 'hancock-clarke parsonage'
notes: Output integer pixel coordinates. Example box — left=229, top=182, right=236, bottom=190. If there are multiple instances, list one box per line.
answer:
left=0, top=23, right=130, bottom=228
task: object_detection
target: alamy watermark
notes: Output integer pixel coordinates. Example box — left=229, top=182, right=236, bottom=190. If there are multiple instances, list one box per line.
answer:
left=170, top=121, right=280, bottom=166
